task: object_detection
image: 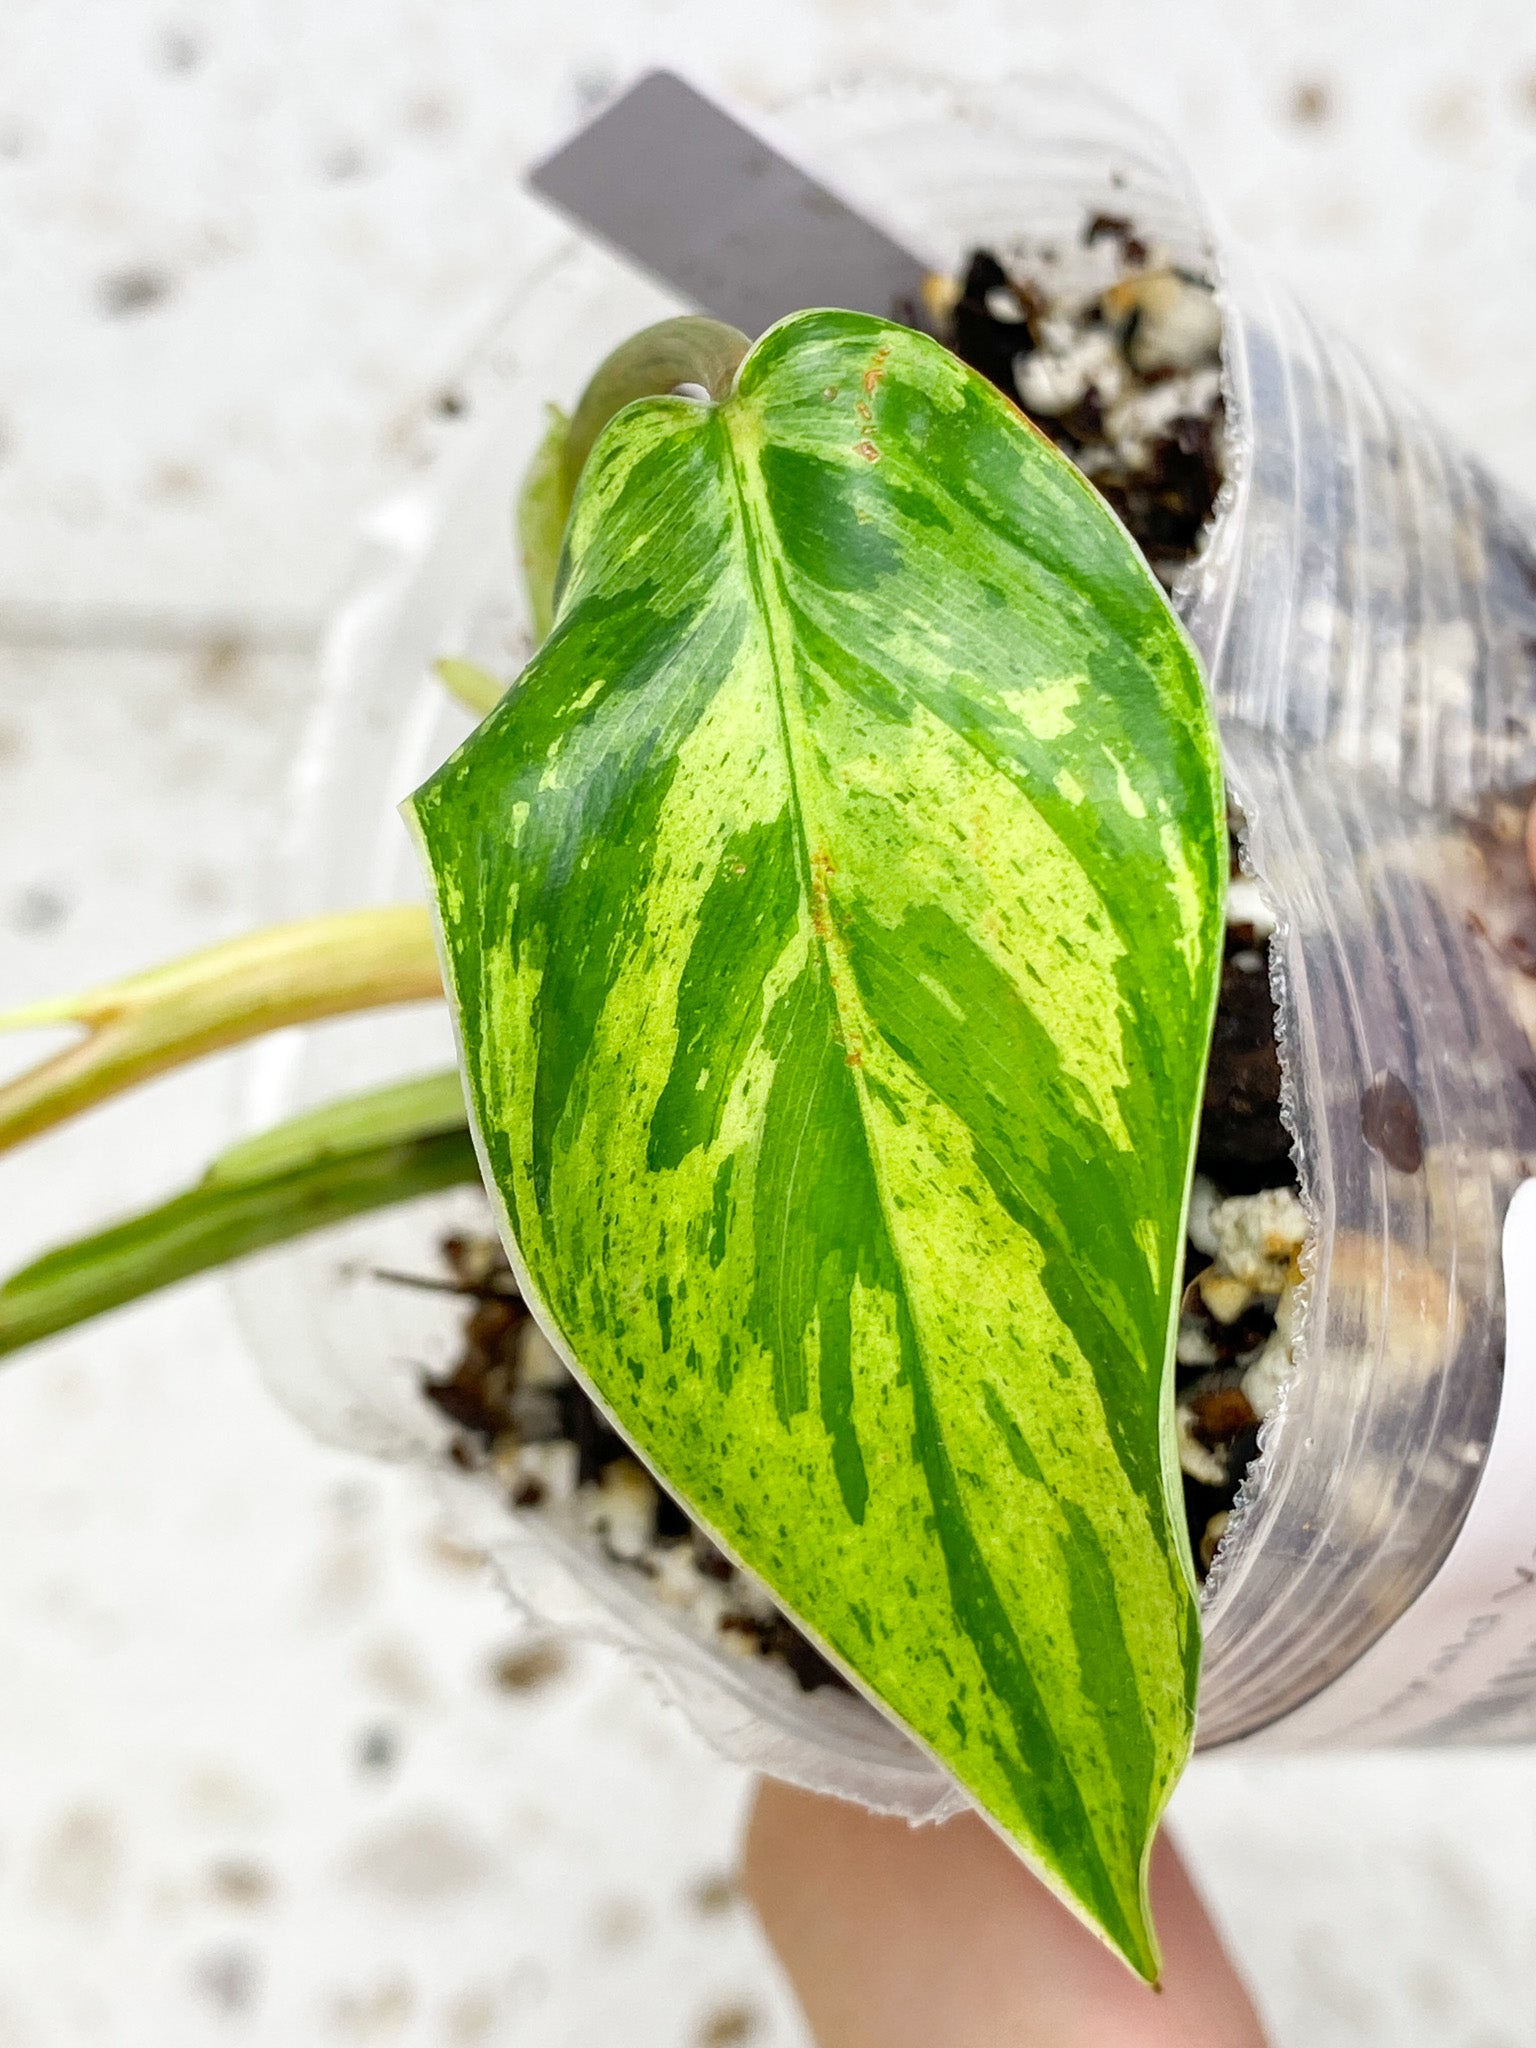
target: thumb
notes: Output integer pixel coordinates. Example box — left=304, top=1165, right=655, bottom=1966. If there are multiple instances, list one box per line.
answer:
left=744, top=1779, right=1269, bottom=2048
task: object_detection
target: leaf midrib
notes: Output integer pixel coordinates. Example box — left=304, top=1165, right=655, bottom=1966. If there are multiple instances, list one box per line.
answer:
left=719, top=406, right=890, bottom=1426
left=718, top=403, right=1120, bottom=1907
left=719, top=405, right=895, bottom=1299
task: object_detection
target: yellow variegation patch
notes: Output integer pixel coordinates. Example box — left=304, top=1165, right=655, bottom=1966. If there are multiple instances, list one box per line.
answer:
left=407, top=309, right=1226, bottom=1977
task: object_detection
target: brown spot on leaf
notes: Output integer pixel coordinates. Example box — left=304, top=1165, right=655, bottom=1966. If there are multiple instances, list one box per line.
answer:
left=809, top=848, right=835, bottom=942
left=1361, top=1069, right=1424, bottom=1174
left=853, top=439, right=879, bottom=462
left=863, top=345, right=891, bottom=395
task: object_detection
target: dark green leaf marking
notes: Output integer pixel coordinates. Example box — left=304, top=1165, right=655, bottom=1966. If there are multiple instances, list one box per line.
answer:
left=407, top=309, right=1226, bottom=1977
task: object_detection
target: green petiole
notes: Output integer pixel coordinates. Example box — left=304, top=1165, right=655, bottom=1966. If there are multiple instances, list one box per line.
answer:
left=0, top=1070, right=478, bottom=1357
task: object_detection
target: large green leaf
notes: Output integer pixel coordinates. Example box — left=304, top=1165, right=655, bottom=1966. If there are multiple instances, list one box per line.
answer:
left=407, top=308, right=1225, bottom=1976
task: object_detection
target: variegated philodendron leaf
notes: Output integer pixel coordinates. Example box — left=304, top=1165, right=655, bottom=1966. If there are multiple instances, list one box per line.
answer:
left=407, top=308, right=1225, bottom=1977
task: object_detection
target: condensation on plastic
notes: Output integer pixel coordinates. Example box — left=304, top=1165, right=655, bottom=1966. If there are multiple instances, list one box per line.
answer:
left=229, top=72, right=1536, bottom=1811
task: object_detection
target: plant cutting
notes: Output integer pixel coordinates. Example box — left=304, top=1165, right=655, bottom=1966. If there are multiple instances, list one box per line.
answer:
left=11, top=63, right=1536, bottom=1987
left=0, top=292, right=1227, bottom=1977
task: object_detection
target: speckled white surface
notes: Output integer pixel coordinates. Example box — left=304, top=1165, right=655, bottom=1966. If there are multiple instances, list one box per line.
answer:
left=5, top=4, right=1536, bottom=2042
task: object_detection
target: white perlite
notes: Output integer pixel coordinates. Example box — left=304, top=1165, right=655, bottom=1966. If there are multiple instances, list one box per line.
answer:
left=1242, top=1286, right=1297, bottom=1423
left=1177, top=1179, right=1308, bottom=1493
left=1208, top=1185, right=1308, bottom=1297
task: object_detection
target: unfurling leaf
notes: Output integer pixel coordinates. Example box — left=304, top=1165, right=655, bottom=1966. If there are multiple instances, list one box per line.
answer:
left=407, top=309, right=1226, bottom=1977
left=516, top=402, right=572, bottom=643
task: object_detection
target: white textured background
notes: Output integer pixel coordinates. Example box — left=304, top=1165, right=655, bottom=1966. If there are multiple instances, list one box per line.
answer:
left=3, top=3, right=1536, bottom=2042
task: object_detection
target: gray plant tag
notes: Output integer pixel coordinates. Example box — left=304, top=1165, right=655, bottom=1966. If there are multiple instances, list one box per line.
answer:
left=527, top=70, right=930, bottom=337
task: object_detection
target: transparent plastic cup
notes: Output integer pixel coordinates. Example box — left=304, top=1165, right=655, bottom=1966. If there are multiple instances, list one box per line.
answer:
left=229, top=75, right=1536, bottom=1802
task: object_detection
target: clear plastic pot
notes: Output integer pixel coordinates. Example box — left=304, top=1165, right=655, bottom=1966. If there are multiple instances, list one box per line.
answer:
left=229, top=74, right=1536, bottom=1799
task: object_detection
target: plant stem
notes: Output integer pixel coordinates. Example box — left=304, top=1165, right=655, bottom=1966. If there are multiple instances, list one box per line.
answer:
left=0, top=907, right=443, bottom=1157
left=0, top=1069, right=478, bottom=1357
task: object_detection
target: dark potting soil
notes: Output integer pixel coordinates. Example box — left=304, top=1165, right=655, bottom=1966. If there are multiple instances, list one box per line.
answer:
left=421, top=1235, right=855, bottom=1696
left=1171, top=830, right=1300, bottom=1572
left=939, top=232, right=1225, bottom=588
left=1200, top=924, right=1293, bottom=1194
